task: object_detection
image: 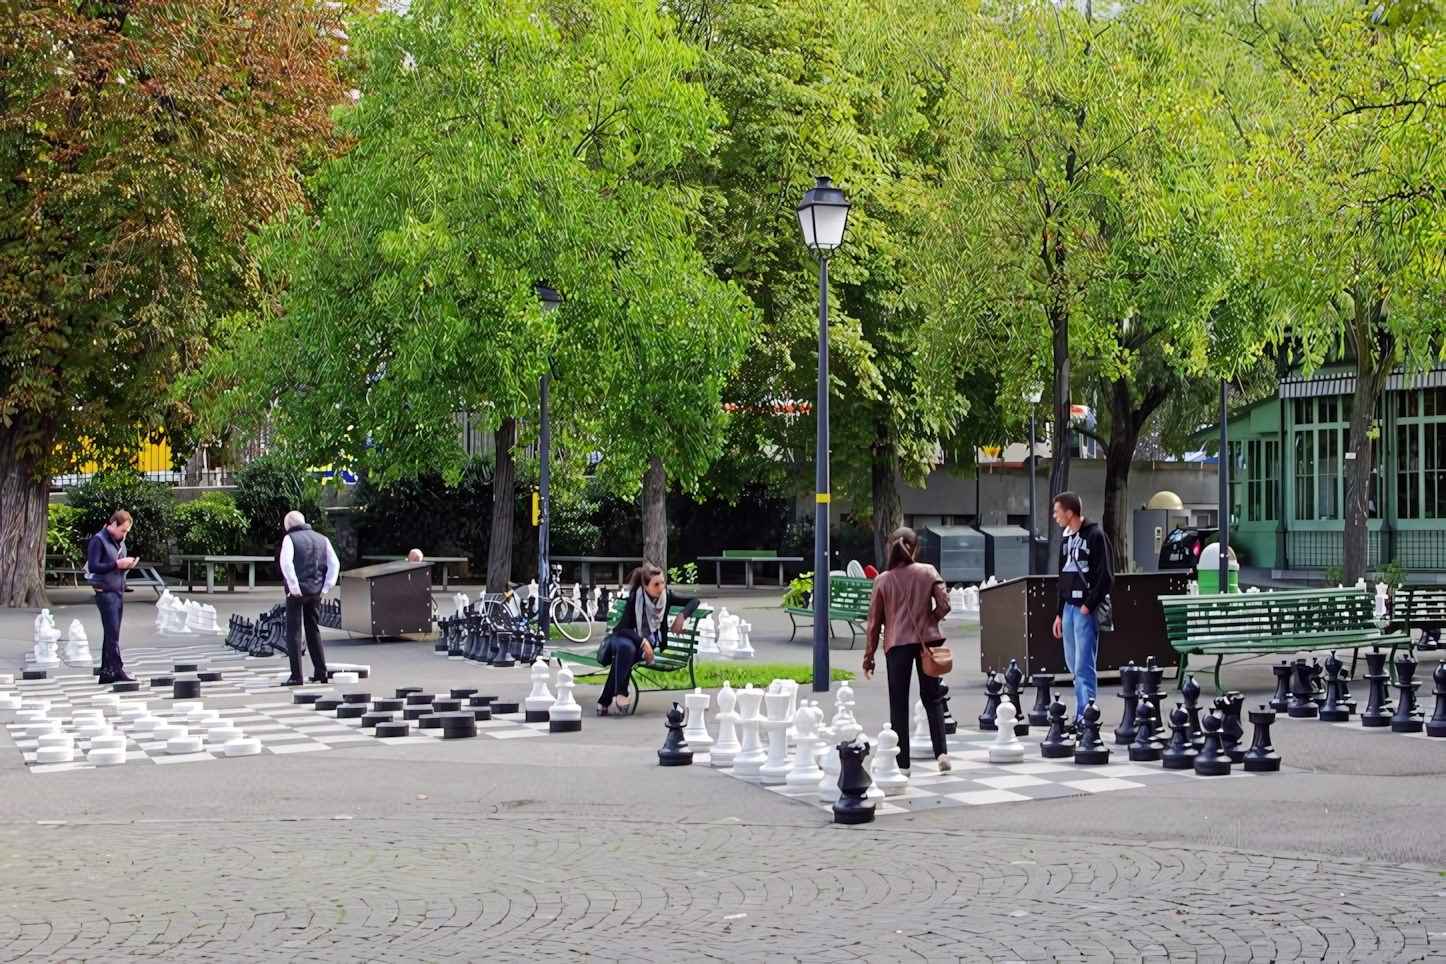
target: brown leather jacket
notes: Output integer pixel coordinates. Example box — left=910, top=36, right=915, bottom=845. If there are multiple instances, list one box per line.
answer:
left=864, top=561, right=951, bottom=659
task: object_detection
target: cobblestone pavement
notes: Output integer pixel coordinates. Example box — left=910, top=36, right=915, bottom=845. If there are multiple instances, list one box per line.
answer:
left=2, top=812, right=1446, bottom=962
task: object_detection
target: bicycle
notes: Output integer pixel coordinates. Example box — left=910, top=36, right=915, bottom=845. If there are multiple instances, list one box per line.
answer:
left=540, top=565, right=595, bottom=643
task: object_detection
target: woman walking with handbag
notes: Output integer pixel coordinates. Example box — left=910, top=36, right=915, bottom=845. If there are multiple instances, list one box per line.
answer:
left=597, top=563, right=700, bottom=716
left=862, top=527, right=953, bottom=771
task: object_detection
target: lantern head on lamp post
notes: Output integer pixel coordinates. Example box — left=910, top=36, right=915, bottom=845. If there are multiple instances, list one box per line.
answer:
left=796, top=176, right=850, bottom=692
left=534, top=282, right=561, bottom=636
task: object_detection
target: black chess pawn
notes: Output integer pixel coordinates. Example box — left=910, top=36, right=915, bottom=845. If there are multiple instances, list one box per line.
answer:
left=1141, top=658, right=1167, bottom=737
left=1003, top=659, right=1024, bottom=710
left=1219, top=693, right=1246, bottom=764
left=1127, top=702, right=1163, bottom=762
left=1193, top=710, right=1232, bottom=776
left=832, top=740, right=876, bottom=825
left=1073, top=699, right=1111, bottom=765
left=657, top=703, right=693, bottom=766
left=1391, top=653, right=1424, bottom=733
left=1039, top=698, right=1076, bottom=759
left=1028, top=672, right=1055, bottom=728
left=1114, top=661, right=1140, bottom=746
left=1426, top=663, right=1446, bottom=738
left=979, top=671, right=1002, bottom=732
left=1242, top=704, right=1281, bottom=772
left=1308, top=659, right=1326, bottom=705
left=939, top=680, right=957, bottom=735
left=1360, top=647, right=1393, bottom=727
left=1181, top=674, right=1204, bottom=746
left=1320, top=651, right=1353, bottom=722
left=1269, top=661, right=1293, bottom=713
left=1161, top=704, right=1198, bottom=770
left=1287, top=660, right=1318, bottom=718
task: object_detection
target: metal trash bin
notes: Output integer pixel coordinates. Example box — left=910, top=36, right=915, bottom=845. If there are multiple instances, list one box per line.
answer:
left=917, top=526, right=986, bottom=583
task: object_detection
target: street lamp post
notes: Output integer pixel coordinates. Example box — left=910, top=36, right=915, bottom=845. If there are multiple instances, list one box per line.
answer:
left=536, top=283, right=562, bottom=636
left=1025, top=387, right=1043, bottom=574
left=797, top=176, right=850, bottom=693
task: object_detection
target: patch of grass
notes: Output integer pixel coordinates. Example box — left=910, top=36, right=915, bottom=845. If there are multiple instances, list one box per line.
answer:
left=572, top=661, right=854, bottom=689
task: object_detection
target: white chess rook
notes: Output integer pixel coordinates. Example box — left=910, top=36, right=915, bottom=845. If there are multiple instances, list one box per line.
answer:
left=757, top=685, right=793, bottom=784
left=989, top=696, right=1026, bottom=764
left=711, top=681, right=742, bottom=768
left=682, top=688, right=714, bottom=749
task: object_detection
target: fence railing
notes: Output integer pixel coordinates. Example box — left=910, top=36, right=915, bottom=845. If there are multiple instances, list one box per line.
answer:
left=1287, top=529, right=1446, bottom=570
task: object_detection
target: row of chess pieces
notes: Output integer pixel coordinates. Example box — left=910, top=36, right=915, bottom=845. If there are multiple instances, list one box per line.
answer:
left=656, top=678, right=948, bottom=806
left=153, top=591, right=222, bottom=635
left=1265, top=647, right=1446, bottom=736
left=9, top=690, right=265, bottom=765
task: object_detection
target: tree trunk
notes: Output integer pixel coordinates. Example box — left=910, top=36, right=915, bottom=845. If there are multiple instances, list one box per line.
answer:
left=1102, top=378, right=1140, bottom=572
left=0, top=421, right=52, bottom=608
left=1047, top=307, right=1071, bottom=572
left=642, top=453, right=667, bottom=572
left=486, top=417, right=516, bottom=593
left=1343, top=295, right=1391, bottom=585
left=871, top=432, right=902, bottom=569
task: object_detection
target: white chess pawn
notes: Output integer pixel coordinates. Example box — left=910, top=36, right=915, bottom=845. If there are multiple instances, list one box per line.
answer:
left=716, top=609, right=739, bottom=655
left=35, top=731, right=75, bottom=763
left=758, top=685, right=793, bottom=785
left=523, top=659, right=554, bottom=722
left=831, top=682, right=856, bottom=730
left=871, top=723, right=909, bottom=795
left=224, top=733, right=262, bottom=756
left=711, top=681, right=741, bottom=768
left=731, top=685, right=767, bottom=777
left=87, top=733, right=127, bottom=766
left=682, top=688, right=714, bottom=749
left=548, top=664, right=582, bottom=732
left=785, top=702, right=825, bottom=788
left=696, top=611, right=719, bottom=654
left=910, top=699, right=934, bottom=757
left=989, top=696, right=1025, bottom=764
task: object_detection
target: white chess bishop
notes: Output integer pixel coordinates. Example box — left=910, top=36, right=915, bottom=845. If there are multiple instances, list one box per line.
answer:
left=989, top=696, right=1025, bottom=764
left=710, top=681, right=742, bottom=768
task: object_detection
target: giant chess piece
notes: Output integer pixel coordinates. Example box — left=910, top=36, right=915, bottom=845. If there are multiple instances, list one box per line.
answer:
left=1360, top=647, right=1394, bottom=728
left=1028, top=672, right=1055, bottom=728
left=1114, top=661, right=1140, bottom=745
left=1287, top=659, right=1318, bottom=719
left=683, top=688, right=715, bottom=751
left=1193, top=710, right=1232, bottom=776
left=658, top=703, right=693, bottom=766
left=870, top=723, right=909, bottom=795
left=1160, top=703, right=1197, bottom=770
left=524, top=659, right=555, bottom=723
left=989, top=695, right=1025, bottom=764
left=1039, top=698, right=1075, bottom=759
left=711, top=681, right=742, bottom=767
left=817, top=719, right=842, bottom=803
left=939, top=680, right=957, bottom=735
left=1391, top=653, right=1424, bottom=733
left=1181, top=674, right=1204, bottom=746
left=1426, top=663, right=1446, bottom=738
left=1242, top=704, right=1281, bottom=772
left=731, top=685, right=767, bottom=778
left=979, top=671, right=1002, bottom=731
left=790, top=702, right=828, bottom=787
left=1002, top=659, right=1024, bottom=718
left=1308, top=658, right=1326, bottom=705
left=548, top=665, right=582, bottom=733
left=1269, top=661, right=1293, bottom=713
left=1128, top=701, right=1163, bottom=761
left=1219, top=692, right=1246, bottom=764
left=833, top=739, right=876, bottom=825
left=758, top=685, right=794, bottom=785
left=63, top=620, right=94, bottom=667
left=909, top=698, right=934, bottom=757
left=1073, top=699, right=1111, bottom=765
left=831, top=681, right=857, bottom=731
left=1320, top=651, right=1354, bottom=722
left=1141, top=657, right=1167, bottom=736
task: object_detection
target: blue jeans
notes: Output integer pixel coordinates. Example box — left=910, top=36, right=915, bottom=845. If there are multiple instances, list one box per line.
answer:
left=93, top=590, right=125, bottom=676
left=1061, top=604, right=1098, bottom=719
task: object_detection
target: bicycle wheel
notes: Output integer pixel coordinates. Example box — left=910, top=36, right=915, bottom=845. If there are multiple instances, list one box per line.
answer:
left=551, top=597, right=593, bottom=642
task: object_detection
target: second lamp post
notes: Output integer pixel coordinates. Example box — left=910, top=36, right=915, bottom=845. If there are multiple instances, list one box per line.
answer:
left=536, top=283, right=562, bottom=637
left=796, top=176, right=850, bottom=693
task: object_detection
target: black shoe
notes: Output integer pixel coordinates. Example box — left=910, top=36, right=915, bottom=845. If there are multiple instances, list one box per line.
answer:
left=309, top=675, right=329, bottom=684
left=282, top=677, right=303, bottom=686
left=98, top=672, right=134, bottom=685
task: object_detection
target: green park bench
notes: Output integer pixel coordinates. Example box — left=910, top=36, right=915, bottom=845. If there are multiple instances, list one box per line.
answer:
left=785, top=575, right=874, bottom=647
left=552, top=599, right=711, bottom=714
left=1160, top=587, right=1409, bottom=694
left=1389, top=587, right=1446, bottom=649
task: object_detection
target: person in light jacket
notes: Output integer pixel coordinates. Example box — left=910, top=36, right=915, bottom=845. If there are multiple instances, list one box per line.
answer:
left=863, top=527, right=952, bottom=772
left=278, top=511, right=340, bottom=685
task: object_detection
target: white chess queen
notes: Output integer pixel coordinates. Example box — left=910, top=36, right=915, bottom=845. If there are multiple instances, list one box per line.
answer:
left=595, top=563, right=699, bottom=717
left=860, top=528, right=953, bottom=773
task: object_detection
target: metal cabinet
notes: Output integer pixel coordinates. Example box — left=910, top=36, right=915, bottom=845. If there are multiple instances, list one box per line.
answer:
left=339, top=560, right=433, bottom=638
left=917, top=526, right=986, bottom=583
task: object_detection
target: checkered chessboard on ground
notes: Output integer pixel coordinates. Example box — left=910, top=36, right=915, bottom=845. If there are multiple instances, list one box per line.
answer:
left=722, top=728, right=1256, bottom=813
left=14, top=648, right=297, bottom=713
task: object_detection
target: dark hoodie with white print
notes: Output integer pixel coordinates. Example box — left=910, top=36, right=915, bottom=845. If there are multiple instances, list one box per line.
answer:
left=1057, top=519, right=1114, bottom=615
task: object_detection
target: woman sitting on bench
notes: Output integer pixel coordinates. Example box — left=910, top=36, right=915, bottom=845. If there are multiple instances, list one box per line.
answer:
left=598, top=563, right=699, bottom=716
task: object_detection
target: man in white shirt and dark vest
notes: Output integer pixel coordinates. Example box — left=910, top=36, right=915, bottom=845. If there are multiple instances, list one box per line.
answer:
left=278, top=511, right=340, bottom=685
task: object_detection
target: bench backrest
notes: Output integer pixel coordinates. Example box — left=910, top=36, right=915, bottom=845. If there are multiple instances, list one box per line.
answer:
left=1160, top=588, right=1380, bottom=642
left=1392, top=588, right=1446, bottom=627
left=724, top=549, right=776, bottom=558
left=829, top=575, right=874, bottom=612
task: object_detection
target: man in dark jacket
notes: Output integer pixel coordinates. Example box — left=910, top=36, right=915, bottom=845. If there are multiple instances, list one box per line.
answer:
left=278, top=511, right=340, bottom=685
left=1050, top=492, right=1114, bottom=719
left=86, top=510, right=139, bottom=684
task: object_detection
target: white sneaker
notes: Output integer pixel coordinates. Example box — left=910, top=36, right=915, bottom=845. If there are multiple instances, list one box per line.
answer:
left=937, top=753, right=952, bottom=772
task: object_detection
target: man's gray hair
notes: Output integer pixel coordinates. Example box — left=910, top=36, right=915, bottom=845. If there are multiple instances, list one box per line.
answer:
left=283, top=510, right=307, bottom=532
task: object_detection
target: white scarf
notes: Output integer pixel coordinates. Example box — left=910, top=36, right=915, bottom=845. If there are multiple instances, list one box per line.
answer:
left=634, top=585, right=666, bottom=639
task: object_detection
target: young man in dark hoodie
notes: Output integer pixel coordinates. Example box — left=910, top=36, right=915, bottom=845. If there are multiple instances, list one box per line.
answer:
left=1051, top=491, right=1113, bottom=721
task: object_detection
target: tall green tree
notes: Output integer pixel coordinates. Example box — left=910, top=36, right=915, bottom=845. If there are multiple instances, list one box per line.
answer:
left=0, top=0, right=349, bottom=606
left=185, top=0, right=751, bottom=582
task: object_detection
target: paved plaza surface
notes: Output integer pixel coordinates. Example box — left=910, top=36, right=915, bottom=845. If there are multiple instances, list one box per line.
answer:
left=2, top=586, right=1446, bottom=961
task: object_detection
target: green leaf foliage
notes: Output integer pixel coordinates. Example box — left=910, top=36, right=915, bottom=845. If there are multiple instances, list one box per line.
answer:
left=173, top=493, right=250, bottom=557
left=65, top=470, right=176, bottom=564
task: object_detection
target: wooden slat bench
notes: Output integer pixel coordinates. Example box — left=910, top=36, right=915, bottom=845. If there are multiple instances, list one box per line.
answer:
left=785, top=575, right=874, bottom=647
left=1160, top=587, right=1409, bottom=694
left=552, top=600, right=711, bottom=714
left=1390, top=587, right=1446, bottom=650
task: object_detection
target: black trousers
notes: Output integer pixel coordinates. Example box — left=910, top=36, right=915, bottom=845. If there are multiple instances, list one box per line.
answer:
left=600, top=638, right=641, bottom=706
left=286, top=593, right=328, bottom=681
left=94, top=589, right=125, bottom=676
left=886, top=643, right=948, bottom=770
